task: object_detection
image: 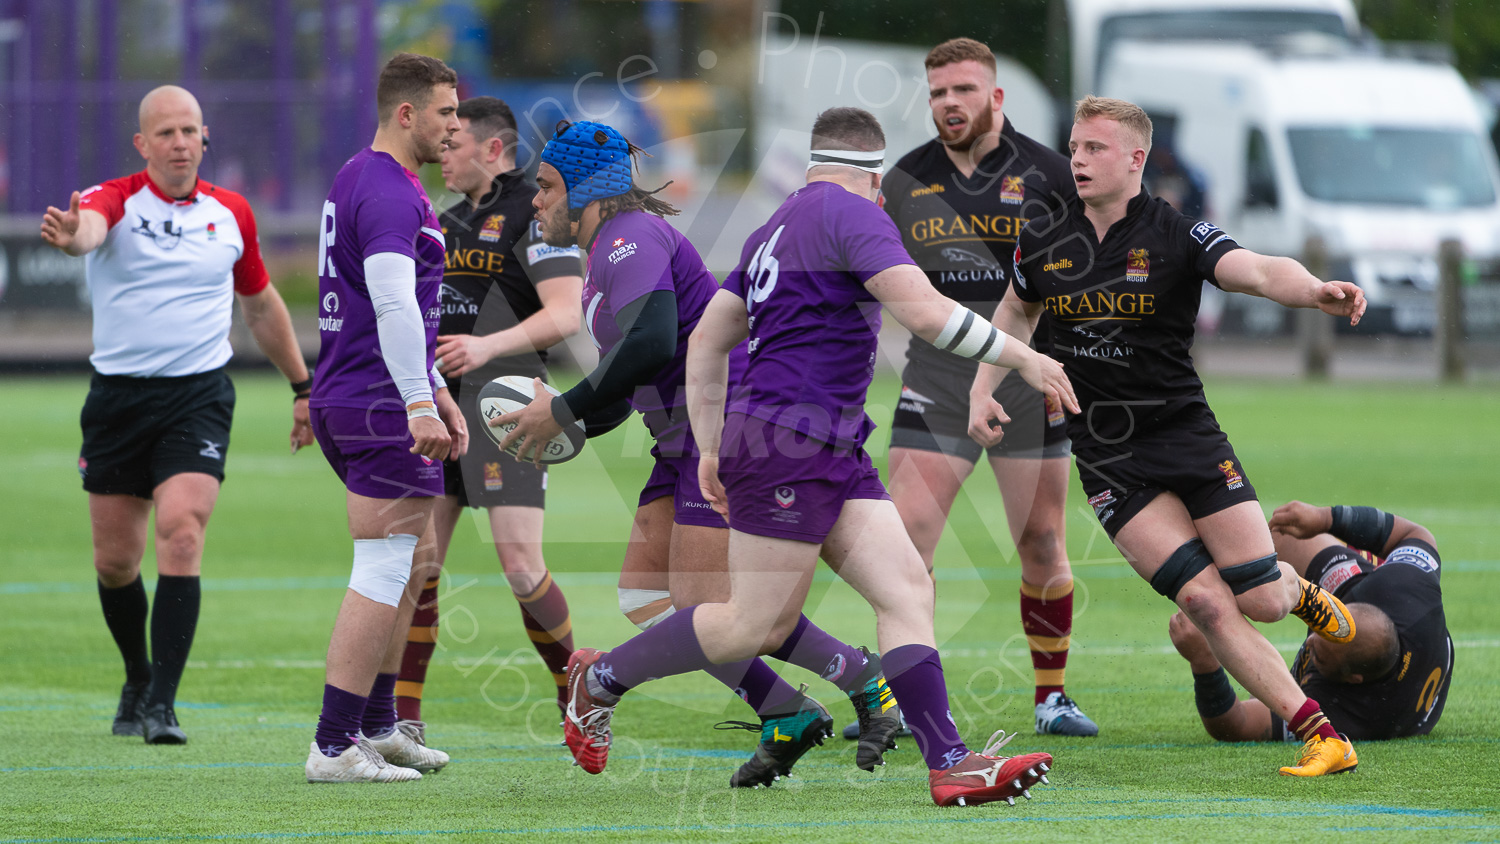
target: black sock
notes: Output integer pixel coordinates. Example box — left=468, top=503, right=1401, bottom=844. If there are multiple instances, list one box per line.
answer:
left=148, top=575, right=201, bottom=707
left=98, top=576, right=151, bottom=685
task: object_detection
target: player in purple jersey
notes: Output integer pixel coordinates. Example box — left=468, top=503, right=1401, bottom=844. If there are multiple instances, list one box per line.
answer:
left=303, top=53, right=468, bottom=784
left=553, top=108, right=1079, bottom=808
left=496, top=120, right=905, bottom=787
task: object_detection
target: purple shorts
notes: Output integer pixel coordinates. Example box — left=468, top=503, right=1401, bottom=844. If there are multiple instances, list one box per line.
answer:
left=718, top=412, right=889, bottom=543
left=310, top=406, right=444, bottom=499
left=638, top=431, right=726, bottom=528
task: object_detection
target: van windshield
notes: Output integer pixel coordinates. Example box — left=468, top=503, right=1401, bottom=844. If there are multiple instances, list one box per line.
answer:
left=1288, top=127, right=1497, bottom=208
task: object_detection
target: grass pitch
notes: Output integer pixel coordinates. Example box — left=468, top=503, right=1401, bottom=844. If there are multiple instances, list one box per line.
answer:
left=2, top=371, right=1498, bottom=842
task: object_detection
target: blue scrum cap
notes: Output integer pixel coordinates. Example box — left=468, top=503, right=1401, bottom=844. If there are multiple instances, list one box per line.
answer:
left=540, top=120, right=633, bottom=213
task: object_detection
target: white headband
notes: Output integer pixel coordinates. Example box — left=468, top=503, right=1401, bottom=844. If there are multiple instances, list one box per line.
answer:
left=807, top=148, right=886, bottom=174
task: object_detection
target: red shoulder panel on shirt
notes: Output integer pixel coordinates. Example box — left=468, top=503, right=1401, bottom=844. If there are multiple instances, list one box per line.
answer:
left=76, top=171, right=152, bottom=230
left=201, top=181, right=270, bottom=296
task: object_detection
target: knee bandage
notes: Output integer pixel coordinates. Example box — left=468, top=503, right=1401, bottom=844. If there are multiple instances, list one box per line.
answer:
left=1219, top=553, right=1282, bottom=595
left=1150, top=538, right=1213, bottom=603
left=349, top=534, right=417, bottom=607
left=618, top=587, right=675, bottom=630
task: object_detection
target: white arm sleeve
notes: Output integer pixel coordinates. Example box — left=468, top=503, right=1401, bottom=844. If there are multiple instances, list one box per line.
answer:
left=430, top=362, right=446, bottom=391
left=364, top=252, right=434, bottom=407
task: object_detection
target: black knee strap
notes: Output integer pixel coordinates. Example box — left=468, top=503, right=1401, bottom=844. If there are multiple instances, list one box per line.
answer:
left=1220, top=553, right=1282, bottom=595
left=1150, top=538, right=1212, bottom=602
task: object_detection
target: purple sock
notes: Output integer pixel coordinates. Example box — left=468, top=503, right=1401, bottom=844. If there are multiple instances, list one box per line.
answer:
left=594, top=606, right=713, bottom=696
left=882, top=644, right=968, bottom=770
left=360, top=672, right=398, bottom=737
left=704, top=658, right=803, bottom=717
left=767, top=614, right=869, bottom=691
left=314, top=684, right=367, bottom=758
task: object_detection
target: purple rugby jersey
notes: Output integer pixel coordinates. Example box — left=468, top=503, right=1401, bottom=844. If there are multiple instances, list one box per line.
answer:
left=723, top=181, right=914, bottom=449
left=312, top=148, right=445, bottom=411
left=581, top=210, right=723, bottom=440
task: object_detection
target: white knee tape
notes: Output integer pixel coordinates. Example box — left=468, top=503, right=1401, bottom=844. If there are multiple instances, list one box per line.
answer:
left=618, top=587, right=676, bottom=631
left=350, top=534, right=417, bottom=607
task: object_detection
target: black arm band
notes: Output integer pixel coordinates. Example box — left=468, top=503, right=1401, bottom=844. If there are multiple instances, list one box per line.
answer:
left=555, top=289, right=678, bottom=426
left=1193, top=668, right=1238, bottom=720
left=582, top=399, right=635, bottom=438
left=1329, top=505, right=1395, bottom=555
left=290, top=377, right=312, bottom=398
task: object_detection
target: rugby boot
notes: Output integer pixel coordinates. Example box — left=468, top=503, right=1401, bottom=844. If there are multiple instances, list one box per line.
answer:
left=929, top=729, right=1054, bottom=807
left=1034, top=691, right=1099, bottom=737
left=112, top=681, right=148, bottom=737
left=1279, top=733, right=1358, bottom=777
left=718, top=688, right=833, bottom=788
left=142, top=702, right=187, bottom=745
left=365, top=720, right=449, bottom=772
left=1291, top=578, right=1356, bottom=643
left=305, top=740, right=421, bottom=783
left=562, top=648, right=616, bottom=774
left=846, top=648, right=905, bottom=770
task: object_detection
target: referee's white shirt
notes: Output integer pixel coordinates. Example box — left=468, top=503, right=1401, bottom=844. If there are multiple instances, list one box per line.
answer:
left=79, top=171, right=270, bottom=377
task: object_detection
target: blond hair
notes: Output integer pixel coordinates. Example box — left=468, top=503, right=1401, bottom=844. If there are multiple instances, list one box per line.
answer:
left=1074, top=96, right=1153, bottom=154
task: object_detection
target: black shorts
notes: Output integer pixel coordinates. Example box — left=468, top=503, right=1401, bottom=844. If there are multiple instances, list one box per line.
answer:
left=888, top=365, right=1070, bottom=463
left=1072, top=401, right=1257, bottom=538
left=79, top=368, right=235, bottom=499
left=444, top=380, right=546, bottom=509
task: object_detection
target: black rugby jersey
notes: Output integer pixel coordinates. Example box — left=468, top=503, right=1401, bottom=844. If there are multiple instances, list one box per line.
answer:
left=882, top=119, right=1074, bottom=382
left=439, top=170, right=582, bottom=396
left=1012, top=188, right=1240, bottom=443
left=1292, top=539, right=1452, bottom=740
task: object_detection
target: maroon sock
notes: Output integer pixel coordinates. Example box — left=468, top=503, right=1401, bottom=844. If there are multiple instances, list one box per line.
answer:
left=594, top=606, right=711, bottom=696
left=361, top=672, right=398, bottom=737
left=1289, top=697, right=1340, bottom=742
left=767, top=613, right=869, bottom=691
left=396, top=577, right=440, bottom=721
left=882, top=644, right=968, bottom=770
left=516, top=573, right=574, bottom=705
left=314, top=684, right=366, bottom=757
left=1020, top=579, right=1073, bottom=704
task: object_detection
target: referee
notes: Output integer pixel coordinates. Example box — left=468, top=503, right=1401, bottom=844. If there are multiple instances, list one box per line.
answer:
left=1172, top=501, right=1452, bottom=743
left=391, top=96, right=584, bottom=722
left=40, top=85, right=313, bottom=744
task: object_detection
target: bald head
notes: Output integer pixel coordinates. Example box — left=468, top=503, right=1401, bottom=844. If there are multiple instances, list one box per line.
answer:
left=133, top=85, right=207, bottom=196
left=1312, top=603, right=1400, bottom=683
left=138, top=86, right=202, bottom=133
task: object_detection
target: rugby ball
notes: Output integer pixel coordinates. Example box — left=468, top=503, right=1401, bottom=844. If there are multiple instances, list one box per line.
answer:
left=476, top=375, right=587, bottom=464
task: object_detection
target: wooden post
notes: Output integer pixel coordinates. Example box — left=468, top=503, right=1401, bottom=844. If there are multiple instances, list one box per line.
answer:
left=1436, top=238, right=1466, bottom=382
left=1299, top=235, right=1333, bottom=379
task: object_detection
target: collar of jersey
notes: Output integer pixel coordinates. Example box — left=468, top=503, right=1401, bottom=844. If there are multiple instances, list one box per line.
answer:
left=1069, top=186, right=1152, bottom=228
left=138, top=171, right=202, bottom=206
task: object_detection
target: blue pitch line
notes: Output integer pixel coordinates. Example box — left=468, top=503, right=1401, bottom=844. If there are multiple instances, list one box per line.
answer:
left=1, top=807, right=1487, bottom=844
left=8, top=558, right=1500, bottom=595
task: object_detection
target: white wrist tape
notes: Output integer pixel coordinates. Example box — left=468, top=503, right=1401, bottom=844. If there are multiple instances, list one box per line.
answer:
left=407, top=405, right=440, bottom=422
left=934, top=304, right=1007, bottom=364
left=349, top=533, right=417, bottom=607
left=618, top=587, right=676, bottom=631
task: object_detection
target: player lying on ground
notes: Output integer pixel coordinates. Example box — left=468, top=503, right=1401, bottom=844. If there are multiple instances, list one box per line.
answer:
left=551, top=107, right=1078, bottom=807
left=1172, top=500, right=1452, bottom=747
left=494, top=119, right=905, bottom=787
left=969, top=96, right=1368, bottom=777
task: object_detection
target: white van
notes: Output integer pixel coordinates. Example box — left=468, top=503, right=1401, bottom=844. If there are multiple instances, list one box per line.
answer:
left=1068, top=0, right=1361, bottom=102
left=1100, top=41, right=1500, bottom=333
